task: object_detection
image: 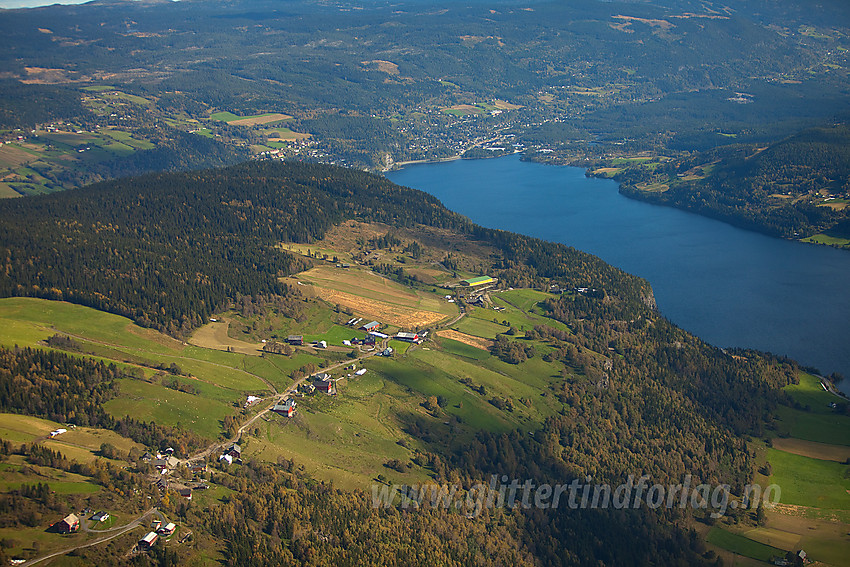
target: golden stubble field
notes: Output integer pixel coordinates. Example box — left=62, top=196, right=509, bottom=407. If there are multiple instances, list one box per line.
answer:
left=437, top=329, right=493, bottom=351
left=287, top=265, right=453, bottom=328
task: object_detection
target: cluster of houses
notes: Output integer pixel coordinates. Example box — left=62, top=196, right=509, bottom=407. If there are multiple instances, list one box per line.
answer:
left=138, top=522, right=178, bottom=551
left=52, top=510, right=113, bottom=534
left=141, top=448, right=180, bottom=475
left=218, top=443, right=242, bottom=465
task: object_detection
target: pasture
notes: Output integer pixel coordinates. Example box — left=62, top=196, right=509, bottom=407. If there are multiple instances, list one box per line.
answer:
left=774, top=405, right=850, bottom=446
left=0, top=297, right=294, bottom=439
left=245, top=369, right=432, bottom=489
left=766, top=448, right=850, bottom=510
left=802, top=233, right=850, bottom=248
left=706, top=527, right=783, bottom=562
left=784, top=372, right=844, bottom=411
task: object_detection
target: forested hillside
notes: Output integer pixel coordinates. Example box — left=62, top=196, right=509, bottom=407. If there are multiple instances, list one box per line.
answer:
left=0, top=160, right=808, bottom=565
left=0, top=161, right=650, bottom=335
left=608, top=125, right=850, bottom=240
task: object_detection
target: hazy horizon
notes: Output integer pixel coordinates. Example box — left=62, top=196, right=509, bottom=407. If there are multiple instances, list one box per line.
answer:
left=0, top=0, right=90, bottom=8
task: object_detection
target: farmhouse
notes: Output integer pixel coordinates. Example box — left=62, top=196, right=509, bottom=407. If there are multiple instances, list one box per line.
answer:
left=460, top=276, right=496, bottom=287
left=360, top=321, right=381, bottom=332
left=158, top=522, right=176, bottom=536
left=178, top=487, right=192, bottom=500
left=314, top=374, right=336, bottom=395
left=56, top=513, right=80, bottom=533
left=226, top=444, right=241, bottom=459
left=272, top=399, right=297, bottom=417
left=139, top=532, right=158, bottom=550
left=153, top=456, right=180, bottom=471
left=287, top=335, right=304, bottom=345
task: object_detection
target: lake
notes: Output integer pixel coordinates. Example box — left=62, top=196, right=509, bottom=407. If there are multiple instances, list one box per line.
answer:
left=387, top=154, right=850, bottom=395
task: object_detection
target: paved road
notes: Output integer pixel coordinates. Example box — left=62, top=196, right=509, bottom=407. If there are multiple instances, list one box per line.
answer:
left=21, top=508, right=159, bottom=566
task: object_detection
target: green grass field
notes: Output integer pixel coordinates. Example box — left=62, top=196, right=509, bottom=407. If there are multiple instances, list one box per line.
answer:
left=802, top=233, right=850, bottom=248
left=245, top=368, right=432, bottom=489
left=766, top=448, right=850, bottom=510
left=785, top=373, right=844, bottom=412
left=706, top=527, right=784, bottom=562
left=774, top=405, right=850, bottom=446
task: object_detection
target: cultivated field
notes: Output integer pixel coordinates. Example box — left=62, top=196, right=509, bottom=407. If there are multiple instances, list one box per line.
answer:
left=211, top=111, right=293, bottom=126
left=442, top=104, right=485, bottom=116
left=437, top=329, right=492, bottom=351
left=313, top=287, right=447, bottom=328
left=293, top=265, right=453, bottom=328
left=771, top=437, right=850, bottom=462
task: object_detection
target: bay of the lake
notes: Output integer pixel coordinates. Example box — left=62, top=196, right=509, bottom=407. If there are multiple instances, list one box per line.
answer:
left=387, top=154, right=850, bottom=395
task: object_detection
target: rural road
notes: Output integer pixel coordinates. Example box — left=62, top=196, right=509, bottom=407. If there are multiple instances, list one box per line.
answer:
left=181, top=338, right=390, bottom=465
left=21, top=508, right=160, bottom=567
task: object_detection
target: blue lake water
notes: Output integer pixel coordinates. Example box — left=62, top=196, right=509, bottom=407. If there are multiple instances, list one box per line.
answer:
left=387, top=154, right=850, bottom=395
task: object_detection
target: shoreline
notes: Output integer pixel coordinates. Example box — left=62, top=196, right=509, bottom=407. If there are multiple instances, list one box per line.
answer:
left=387, top=151, right=850, bottom=254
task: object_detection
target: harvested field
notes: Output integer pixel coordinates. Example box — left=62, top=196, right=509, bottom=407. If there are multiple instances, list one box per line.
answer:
left=228, top=113, right=292, bottom=126
left=443, top=104, right=485, bottom=115
left=314, top=287, right=446, bottom=328
left=268, top=128, right=311, bottom=140
left=0, top=183, right=18, bottom=198
left=437, top=329, right=493, bottom=351
left=189, top=319, right=264, bottom=355
left=493, top=99, right=522, bottom=110
left=362, top=60, right=400, bottom=75
left=0, top=145, right=36, bottom=168
left=772, top=437, right=850, bottom=462
left=300, top=266, right=420, bottom=305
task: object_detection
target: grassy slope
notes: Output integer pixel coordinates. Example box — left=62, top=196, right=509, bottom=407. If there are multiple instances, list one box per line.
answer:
left=0, top=297, right=284, bottom=439
left=766, top=448, right=850, bottom=510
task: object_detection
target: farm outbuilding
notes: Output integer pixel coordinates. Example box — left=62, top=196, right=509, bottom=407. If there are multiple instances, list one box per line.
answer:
left=360, top=321, right=381, bottom=332
left=91, top=511, right=109, bottom=522
left=287, top=335, right=304, bottom=345
left=460, top=276, right=496, bottom=287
